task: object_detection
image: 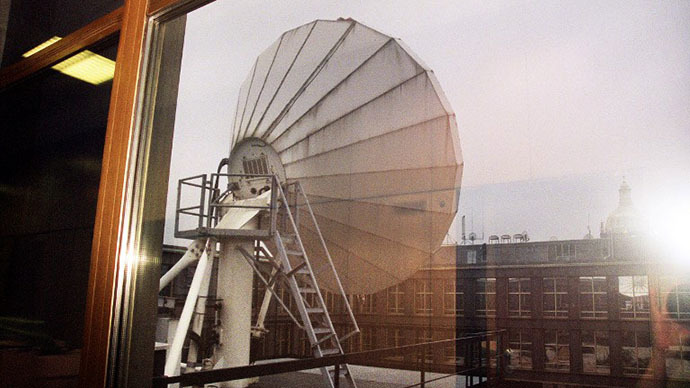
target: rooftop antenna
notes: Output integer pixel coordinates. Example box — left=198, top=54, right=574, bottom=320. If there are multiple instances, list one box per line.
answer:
left=161, top=18, right=462, bottom=388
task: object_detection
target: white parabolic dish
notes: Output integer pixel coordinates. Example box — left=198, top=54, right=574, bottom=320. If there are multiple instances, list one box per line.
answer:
left=229, top=18, right=463, bottom=294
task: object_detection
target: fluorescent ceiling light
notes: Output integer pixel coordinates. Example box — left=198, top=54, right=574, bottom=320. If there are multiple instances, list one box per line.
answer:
left=23, top=36, right=115, bottom=85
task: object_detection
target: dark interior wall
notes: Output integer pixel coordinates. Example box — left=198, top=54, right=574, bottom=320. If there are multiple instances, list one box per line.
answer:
left=0, top=0, right=9, bottom=63
left=1, top=0, right=122, bottom=67
left=0, top=36, right=118, bottom=349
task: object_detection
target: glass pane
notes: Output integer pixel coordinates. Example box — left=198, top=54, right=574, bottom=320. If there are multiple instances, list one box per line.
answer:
left=2, top=2, right=123, bottom=69
left=106, top=1, right=690, bottom=387
left=0, top=40, right=117, bottom=386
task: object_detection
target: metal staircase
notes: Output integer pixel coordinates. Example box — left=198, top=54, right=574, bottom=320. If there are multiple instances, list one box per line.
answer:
left=234, top=179, right=359, bottom=388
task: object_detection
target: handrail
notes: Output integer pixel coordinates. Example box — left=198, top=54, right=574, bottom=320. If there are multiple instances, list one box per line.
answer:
left=273, top=181, right=343, bottom=352
left=152, top=330, right=508, bottom=387
left=175, top=173, right=279, bottom=238
left=295, top=181, right=360, bottom=340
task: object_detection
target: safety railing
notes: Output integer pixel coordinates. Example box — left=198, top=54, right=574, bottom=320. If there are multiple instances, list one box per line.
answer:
left=152, top=330, right=507, bottom=388
left=280, top=181, right=360, bottom=344
left=175, top=173, right=279, bottom=239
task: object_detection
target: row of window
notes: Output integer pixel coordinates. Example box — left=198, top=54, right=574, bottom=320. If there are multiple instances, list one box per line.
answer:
left=399, top=276, right=687, bottom=320
left=418, top=276, right=650, bottom=318
left=463, top=241, right=610, bottom=264
left=261, top=324, right=689, bottom=379
left=253, top=275, right=689, bottom=320
left=508, top=329, right=690, bottom=378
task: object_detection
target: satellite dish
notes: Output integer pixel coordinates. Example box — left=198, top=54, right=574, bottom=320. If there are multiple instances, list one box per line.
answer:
left=228, top=18, right=462, bottom=294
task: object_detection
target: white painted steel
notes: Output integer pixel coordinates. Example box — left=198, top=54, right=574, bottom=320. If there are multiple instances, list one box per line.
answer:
left=164, top=248, right=209, bottom=380
left=251, top=267, right=276, bottom=337
left=216, top=238, right=255, bottom=388
left=159, top=238, right=206, bottom=291
left=186, top=241, right=216, bottom=367
left=229, top=19, right=462, bottom=294
left=161, top=195, right=272, bottom=383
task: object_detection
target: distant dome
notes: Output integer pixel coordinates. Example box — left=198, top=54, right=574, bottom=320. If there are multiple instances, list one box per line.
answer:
left=583, top=226, right=593, bottom=240
left=604, top=179, right=645, bottom=236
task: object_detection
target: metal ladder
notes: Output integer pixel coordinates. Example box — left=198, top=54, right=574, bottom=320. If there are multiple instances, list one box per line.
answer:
left=237, top=179, right=359, bottom=388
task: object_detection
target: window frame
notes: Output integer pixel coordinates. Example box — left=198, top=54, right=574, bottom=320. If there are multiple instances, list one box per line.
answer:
left=443, top=279, right=464, bottom=315
left=414, top=279, right=433, bottom=315
left=618, top=275, right=650, bottom=320
left=544, top=329, right=570, bottom=372
left=579, top=276, right=608, bottom=319
left=582, top=330, right=610, bottom=374
left=543, top=277, right=568, bottom=318
left=622, top=330, right=652, bottom=376
left=387, top=284, right=404, bottom=315
left=508, top=277, right=531, bottom=318
left=660, top=276, right=690, bottom=320
left=476, top=277, right=497, bottom=317
left=0, top=1, right=221, bottom=386
left=508, top=330, right=532, bottom=370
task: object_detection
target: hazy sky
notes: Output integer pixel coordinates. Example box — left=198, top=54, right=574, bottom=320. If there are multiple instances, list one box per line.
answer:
left=166, top=1, right=690, bottom=243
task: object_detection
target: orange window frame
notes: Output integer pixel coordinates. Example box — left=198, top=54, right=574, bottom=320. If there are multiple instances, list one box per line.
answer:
left=0, top=0, right=212, bottom=386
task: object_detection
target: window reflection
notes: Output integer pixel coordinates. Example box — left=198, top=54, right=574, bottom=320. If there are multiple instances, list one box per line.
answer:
left=508, top=277, right=531, bottom=317
left=543, top=277, right=568, bottom=318
left=666, top=333, right=690, bottom=378
left=622, top=330, right=652, bottom=376
left=618, top=276, right=649, bottom=319
left=660, top=277, right=690, bottom=320
left=582, top=330, right=610, bottom=374
left=509, top=330, right=532, bottom=370
left=544, top=330, right=570, bottom=371
left=476, top=278, right=496, bottom=317
left=579, top=276, right=608, bottom=319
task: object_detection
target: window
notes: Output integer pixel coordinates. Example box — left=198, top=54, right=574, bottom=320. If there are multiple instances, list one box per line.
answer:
left=543, top=277, right=568, bottom=318
left=252, top=277, right=266, bottom=310
left=508, top=277, right=531, bottom=317
left=482, top=338, right=498, bottom=367
left=416, top=329, right=434, bottom=364
left=276, top=323, right=292, bottom=355
left=444, top=279, right=464, bottom=315
left=548, top=243, right=575, bottom=261
left=414, top=280, right=433, bottom=315
left=385, top=328, right=405, bottom=361
left=304, top=292, right=316, bottom=309
left=322, top=289, right=337, bottom=313
left=387, top=328, right=403, bottom=348
left=508, top=330, right=532, bottom=369
left=387, top=284, right=404, bottom=315
left=622, top=330, right=651, bottom=375
left=618, top=276, right=649, bottom=319
left=476, top=278, right=496, bottom=317
left=467, top=250, right=477, bottom=264
left=360, top=327, right=375, bottom=351
left=660, top=277, right=690, bottom=320
left=579, top=276, right=608, bottom=318
left=278, top=285, right=292, bottom=315
left=443, top=331, right=464, bottom=366
left=354, top=294, right=376, bottom=314
left=666, top=333, right=690, bottom=378
left=544, top=330, right=570, bottom=371
left=582, top=330, right=609, bottom=374
left=299, top=331, right=310, bottom=357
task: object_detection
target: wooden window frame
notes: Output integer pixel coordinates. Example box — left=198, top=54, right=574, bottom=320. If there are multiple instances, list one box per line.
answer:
left=0, top=1, right=215, bottom=387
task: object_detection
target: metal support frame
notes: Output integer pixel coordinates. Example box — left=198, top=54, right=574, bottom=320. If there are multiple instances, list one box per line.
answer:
left=169, top=172, right=361, bottom=387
